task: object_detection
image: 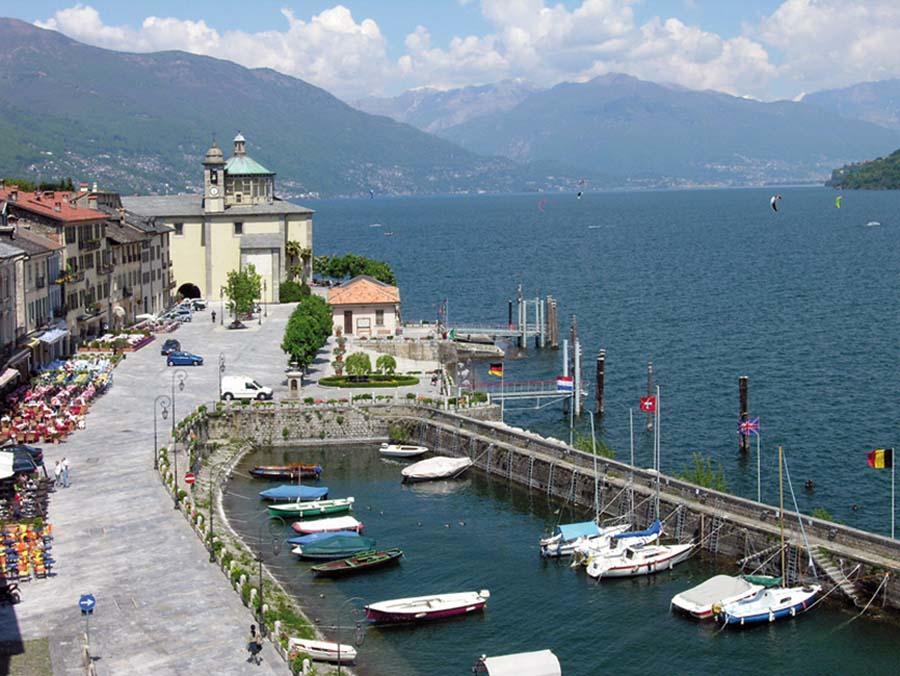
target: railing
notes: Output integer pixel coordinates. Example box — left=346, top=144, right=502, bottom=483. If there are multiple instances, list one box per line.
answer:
left=96, top=263, right=113, bottom=275
left=79, top=238, right=101, bottom=252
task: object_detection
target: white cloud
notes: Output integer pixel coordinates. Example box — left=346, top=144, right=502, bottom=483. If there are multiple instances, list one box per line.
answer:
left=36, top=4, right=391, bottom=99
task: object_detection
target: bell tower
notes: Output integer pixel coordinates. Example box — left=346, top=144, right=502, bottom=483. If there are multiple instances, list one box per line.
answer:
left=203, top=141, right=225, bottom=214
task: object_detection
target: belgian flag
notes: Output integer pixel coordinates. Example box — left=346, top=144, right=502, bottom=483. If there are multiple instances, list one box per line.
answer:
left=488, top=363, right=504, bottom=378
left=867, top=448, right=894, bottom=469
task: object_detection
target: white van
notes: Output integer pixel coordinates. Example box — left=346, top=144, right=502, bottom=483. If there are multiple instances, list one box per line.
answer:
left=220, top=375, right=273, bottom=401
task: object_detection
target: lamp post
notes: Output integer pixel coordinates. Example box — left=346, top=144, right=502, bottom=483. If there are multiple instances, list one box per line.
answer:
left=218, top=352, right=226, bottom=400
left=220, top=286, right=225, bottom=326
left=171, top=368, right=188, bottom=510
left=255, top=514, right=286, bottom=637
left=152, top=394, right=171, bottom=471
left=263, top=280, right=268, bottom=318
left=334, top=597, right=367, bottom=675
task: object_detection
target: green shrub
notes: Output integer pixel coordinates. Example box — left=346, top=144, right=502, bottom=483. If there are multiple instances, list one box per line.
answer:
left=573, top=433, right=616, bottom=459
left=472, top=392, right=488, bottom=403
left=303, top=397, right=315, bottom=405
left=282, top=427, right=290, bottom=440
left=279, top=279, right=311, bottom=303
left=319, top=375, right=419, bottom=388
left=677, top=452, right=727, bottom=492
left=406, top=392, right=416, bottom=400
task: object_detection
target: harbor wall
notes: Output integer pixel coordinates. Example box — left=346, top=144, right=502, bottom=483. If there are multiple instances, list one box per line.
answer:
left=184, top=402, right=900, bottom=615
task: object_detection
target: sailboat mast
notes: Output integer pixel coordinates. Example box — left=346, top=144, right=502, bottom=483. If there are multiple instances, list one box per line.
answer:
left=590, top=411, right=599, bottom=523
left=779, top=445, right=785, bottom=582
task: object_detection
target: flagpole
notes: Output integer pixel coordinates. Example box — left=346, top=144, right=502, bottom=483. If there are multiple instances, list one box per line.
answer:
left=655, top=385, right=660, bottom=521
left=892, top=457, right=895, bottom=539
left=629, top=407, right=635, bottom=522
left=757, top=430, right=761, bottom=504
left=500, top=368, right=504, bottom=422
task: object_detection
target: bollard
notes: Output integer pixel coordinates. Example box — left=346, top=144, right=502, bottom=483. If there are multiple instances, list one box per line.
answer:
left=249, top=587, right=257, bottom=609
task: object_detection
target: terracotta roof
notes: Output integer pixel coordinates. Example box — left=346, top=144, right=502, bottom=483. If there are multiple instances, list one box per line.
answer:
left=328, top=276, right=400, bottom=306
left=0, top=187, right=106, bottom=224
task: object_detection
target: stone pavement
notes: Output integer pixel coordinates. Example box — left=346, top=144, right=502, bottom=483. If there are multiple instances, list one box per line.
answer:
left=0, top=305, right=302, bottom=675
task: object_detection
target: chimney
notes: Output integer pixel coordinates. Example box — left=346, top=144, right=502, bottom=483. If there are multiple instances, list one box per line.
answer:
left=0, top=179, right=4, bottom=189
left=9, top=190, right=17, bottom=202
left=88, top=195, right=98, bottom=209
left=53, top=201, right=62, bottom=213
left=34, top=192, right=41, bottom=201
left=79, top=182, right=89, bottom=193
left=117, top=207, right=126, bottom=223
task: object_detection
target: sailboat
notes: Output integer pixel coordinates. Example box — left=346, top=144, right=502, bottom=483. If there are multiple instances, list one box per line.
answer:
left=570, top=520, right=661, bottom=567
left=716, top=446, right=821, bottom=627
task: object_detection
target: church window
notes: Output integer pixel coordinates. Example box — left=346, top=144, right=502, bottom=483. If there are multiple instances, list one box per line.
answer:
left=174, top=222, right=184, bottom=236
left=210, top=170, right=218, bottom=185
left=233, top=222, right=243, bottom=235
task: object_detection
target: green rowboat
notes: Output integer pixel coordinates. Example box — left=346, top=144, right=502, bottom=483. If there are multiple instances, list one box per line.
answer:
left=268, top=497, right=354, bottom=518
left=310, top=548, right=404, bottom=576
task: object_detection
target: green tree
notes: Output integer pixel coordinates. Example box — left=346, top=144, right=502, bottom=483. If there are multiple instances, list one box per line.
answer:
left=677, top=453, right=727, bottom=492
left=279, top=280, right=311, bottom=303
left=572, top=432, right=616, bottom=459
left=281, top=294, right=333, bottom=367
left=313, top=254, right=396, bottom=285
left=344, top=352, right=372, bottom=377
left=224, top=264, right=262, bottom=318
left=2, top=177, right=37, bottom=192
left=375, top=354, right=397, bottom=375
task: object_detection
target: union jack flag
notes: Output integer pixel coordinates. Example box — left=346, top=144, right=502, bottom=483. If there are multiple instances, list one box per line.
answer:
left=739, top=417, right=760, bottom=436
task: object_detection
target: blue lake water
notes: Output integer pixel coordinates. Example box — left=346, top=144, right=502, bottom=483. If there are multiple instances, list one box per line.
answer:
left=225, top=445, right=900, bottom=676
left=313, top=188, right=898, bottom=534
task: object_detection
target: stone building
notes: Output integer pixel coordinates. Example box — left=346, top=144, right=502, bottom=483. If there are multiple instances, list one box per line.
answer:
left=328, top=275, right=401, bottom=337
left=123, top=133, right=313, bottom=304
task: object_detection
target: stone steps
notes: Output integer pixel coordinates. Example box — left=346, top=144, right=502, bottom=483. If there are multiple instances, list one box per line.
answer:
left=813, top=546, right=865, bottom=607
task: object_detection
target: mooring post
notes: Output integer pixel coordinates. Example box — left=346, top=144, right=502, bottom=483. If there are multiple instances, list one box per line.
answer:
left=596, top=349, right=606, bottom=418
left=520, top=297, right=528, bottom=349
left=739, top=375, right=749, bottom=454
left=646, top=360, right=654, bottom=431
left=547, top=295, right=559, bottom=349
left=507, top=299, right=513, bottom=330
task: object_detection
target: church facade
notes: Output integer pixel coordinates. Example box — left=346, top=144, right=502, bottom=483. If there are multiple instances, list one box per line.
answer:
left=123, top=134, right=313, bottom=303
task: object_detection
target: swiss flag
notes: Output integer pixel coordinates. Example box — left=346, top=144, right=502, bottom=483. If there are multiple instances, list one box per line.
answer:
left=639, top=395, right=657, bottom=413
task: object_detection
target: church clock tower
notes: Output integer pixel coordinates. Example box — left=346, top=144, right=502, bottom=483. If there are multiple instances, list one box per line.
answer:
left=203, top=141, right=226, bottom=214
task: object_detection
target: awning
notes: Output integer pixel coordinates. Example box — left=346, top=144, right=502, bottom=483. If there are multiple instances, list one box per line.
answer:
left=39, top=328, right=69, bottom=345
left=0, top=368, right=19, bottom=389
left=0, top=453, right=14, bottom=480
left=6, top=349, right=29, bottom=368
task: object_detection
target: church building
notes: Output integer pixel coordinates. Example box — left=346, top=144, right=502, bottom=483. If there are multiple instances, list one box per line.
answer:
left=123, top=134, right=312, bottom=303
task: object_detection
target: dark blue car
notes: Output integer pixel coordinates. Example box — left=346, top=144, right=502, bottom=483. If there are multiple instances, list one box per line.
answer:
left=166, top=351, right=203, bottom=366
left=160, top=338, right=181, bottom=356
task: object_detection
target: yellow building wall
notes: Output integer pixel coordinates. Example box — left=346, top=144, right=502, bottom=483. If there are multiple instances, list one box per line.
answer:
left=169, top=219, right=206, bottom=297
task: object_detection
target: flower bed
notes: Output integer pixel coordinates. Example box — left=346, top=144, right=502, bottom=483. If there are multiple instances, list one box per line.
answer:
left=78, top=332, right=155, bottom=353
left=318, top=374, right=419, bottom=388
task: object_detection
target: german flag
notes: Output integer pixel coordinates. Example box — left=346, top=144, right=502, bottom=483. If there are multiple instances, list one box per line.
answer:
left=867, top=448, right=894, bottom=469
left=488, top=363, right=504, bottom=378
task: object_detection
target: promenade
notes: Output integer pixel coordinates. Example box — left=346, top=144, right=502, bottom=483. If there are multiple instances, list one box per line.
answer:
left=0, top=305, right=297, bottom=675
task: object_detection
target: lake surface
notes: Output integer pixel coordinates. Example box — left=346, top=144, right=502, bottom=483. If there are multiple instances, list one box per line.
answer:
left=313, top=188, right=898, bottom=534
left=225, top=445, right=900, bottom=676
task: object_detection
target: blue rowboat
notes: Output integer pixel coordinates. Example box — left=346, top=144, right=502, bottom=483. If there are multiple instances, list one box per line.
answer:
left=287, top=531, right=361, bottom=546
left=259, top=485, right=329, bottom=502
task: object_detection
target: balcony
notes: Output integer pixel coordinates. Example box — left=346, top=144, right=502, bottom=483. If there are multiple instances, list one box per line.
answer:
left=96, top=263, right=114, bottom=275
left=56, top=270, right=85, bottom=285
left=80, top=238, right=102, bottom=252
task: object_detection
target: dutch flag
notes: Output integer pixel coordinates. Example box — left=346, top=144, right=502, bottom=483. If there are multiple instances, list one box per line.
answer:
left=556, top=376, right=574, bottom=392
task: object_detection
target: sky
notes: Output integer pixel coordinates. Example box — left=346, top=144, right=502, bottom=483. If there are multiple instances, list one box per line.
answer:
left=7, top=1, right=900, bottom=101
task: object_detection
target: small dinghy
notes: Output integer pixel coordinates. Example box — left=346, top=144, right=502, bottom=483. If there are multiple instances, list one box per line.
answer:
left=292, top=515, right=363, bottom=535
left=288, top=531, right=360, bottom=546
left=289, top=637, right=357, bottom=664
left=586, top=542, right=694, bottom=579
left=311, top=548, right=404, bottom=577
left=268, top=497, right=354, bottom=518
left=292, top=535, right=375, bottom=559
left=716, top=584, right=821, bottom=626
left=366, top=589, right=490, bottom=623
left=250, top=463, right=322, bottom=480
left=540, top=521, right=630, bottom=558
left=259, top=485, right=328, bottom=502
left=671, top=574, right=766, bottom=620
left=401, top=456, right=472, bottom=482
left=379, top=443, right=429, bottom=458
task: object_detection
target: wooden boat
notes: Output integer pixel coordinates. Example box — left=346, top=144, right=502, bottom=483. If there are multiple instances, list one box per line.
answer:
left=585, top=542, right=694, bottom=579
left=401, top=456, right=472, bottom=482
left=250, top=463, right=322, bottom=480
left=287, top=531, right=360, bottom=547
left=259, top=485, right=328, bottom=502
left=268, top=497, right=354, bottom=518
left=291, top=516, right=363, bottom=535
left=379, top=443, right=429, bottom=458
left=292, top=535, right=376, bottom=560
left=311, top=548, right=403, bottom=577
left=288, top=637, right=357, bottom=664
left=365, top=590, right=490, bottom=623
left=671, top=575, right=765, bottom=620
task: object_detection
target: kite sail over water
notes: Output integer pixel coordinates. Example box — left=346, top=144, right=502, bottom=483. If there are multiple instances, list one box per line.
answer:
left=835, top=195, right=842, bottom=209
left=770, top=194, right=782, bottom=212
left=538, top=199, right=547, bottom=212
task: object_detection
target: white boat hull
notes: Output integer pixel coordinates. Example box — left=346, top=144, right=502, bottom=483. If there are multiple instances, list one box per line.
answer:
left=380, top=443, right=429, bottom=458
left=541, top=523, right=630, bottom=558
left=288, top=638, right=357, bottom=664
left=670, top=575, right=764, bottom=620
left=401, top=456, right=473, bottom=482
left=587, top=543, right=694, bottom=579
left=719, top=585, right=822, bottom=626
left=570, top=529, right=658, bottom=566
left=366, top=590, right=490, bottom=623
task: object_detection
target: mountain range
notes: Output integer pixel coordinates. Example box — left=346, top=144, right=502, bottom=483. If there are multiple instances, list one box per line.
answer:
left=803, top=79, right=900, bottom=131
left=361, top=74, right=900, bottom=186
left=0, top=18, right=537, bottom=197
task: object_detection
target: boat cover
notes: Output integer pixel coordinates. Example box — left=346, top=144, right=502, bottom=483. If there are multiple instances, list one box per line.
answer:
left=259, top=485, right=329, bottom=501
left=742, top=574, right=782, bottom=588
left=613, top=520, right=661, bottom=541
left=674, top=575, right=756, bottom=607
left=556, top=521, right=602, bottom=542
left=288, top=531, right=361, bottom=546
left=479, top=650, right=561, bottom=676
left=401, top=456, right=472, bottom=480
left=298, top=535, right=375, bottom=556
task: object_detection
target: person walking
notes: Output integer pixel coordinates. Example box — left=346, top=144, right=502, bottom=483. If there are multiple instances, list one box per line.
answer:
left=61, top=457, right=70, bottom=488
left=247, top=624, right=263, bottom=665
left=53, top=460, right=62, bottom=488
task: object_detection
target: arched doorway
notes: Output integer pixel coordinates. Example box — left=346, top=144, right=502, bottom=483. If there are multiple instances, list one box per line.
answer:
left=177, top=282, right=202, bottom=300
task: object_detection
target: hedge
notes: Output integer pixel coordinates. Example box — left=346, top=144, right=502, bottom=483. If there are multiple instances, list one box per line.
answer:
left=318, top=375, right=419, bottom=388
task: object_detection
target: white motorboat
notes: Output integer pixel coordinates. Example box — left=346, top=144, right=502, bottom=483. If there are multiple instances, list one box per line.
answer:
left=291, top=515, right=363, bottom=534
left=288, top=637, right=357, bottom=664
left=401, top=456, right=472, bottom=482
left=540, top=522, right=630, bottom=558
left=670, top=575, right=765, bottom=620
left=379, top=442, right=429, bottom=458
left=717, top=584, right=822, bottom=626
left=586, top=542, right=694, bottom=579
left=365, top=590, right=490, bottom=623
left=570, top=520, right=661, bottom=566
left=473, top=649, right=561, bottom=676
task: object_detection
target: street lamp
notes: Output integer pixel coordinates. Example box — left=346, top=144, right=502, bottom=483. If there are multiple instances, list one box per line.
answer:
left=255, top=514, right=287, bottom=637
left=171, top=368, right=188, bottom=510
left=218, top=352, right=226, bottom=400
left=334, top=597, right=367, bottom=675
left=219, top=286, right=225, bottom=326
left=263, top=280, right=268, bottom=318
left=153, top=394, right=171, bottom=470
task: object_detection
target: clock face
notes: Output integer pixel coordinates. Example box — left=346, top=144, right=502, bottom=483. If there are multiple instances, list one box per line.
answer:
left=209, top=186, right=219, bottom=196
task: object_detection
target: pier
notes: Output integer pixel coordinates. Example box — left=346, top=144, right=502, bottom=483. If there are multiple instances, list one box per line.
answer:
left=444, top=289, right=559, bottom=350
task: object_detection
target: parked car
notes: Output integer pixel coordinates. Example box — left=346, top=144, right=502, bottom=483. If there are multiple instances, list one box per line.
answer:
left=185, top=298, right=207, bottom=311
left=160, top=338, right=181, bottom=356
left=161, top=308, right=191, bottom=323
left=167, top=351, right=203, bottom=366
left=220, top=375, right=273, bottom=401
